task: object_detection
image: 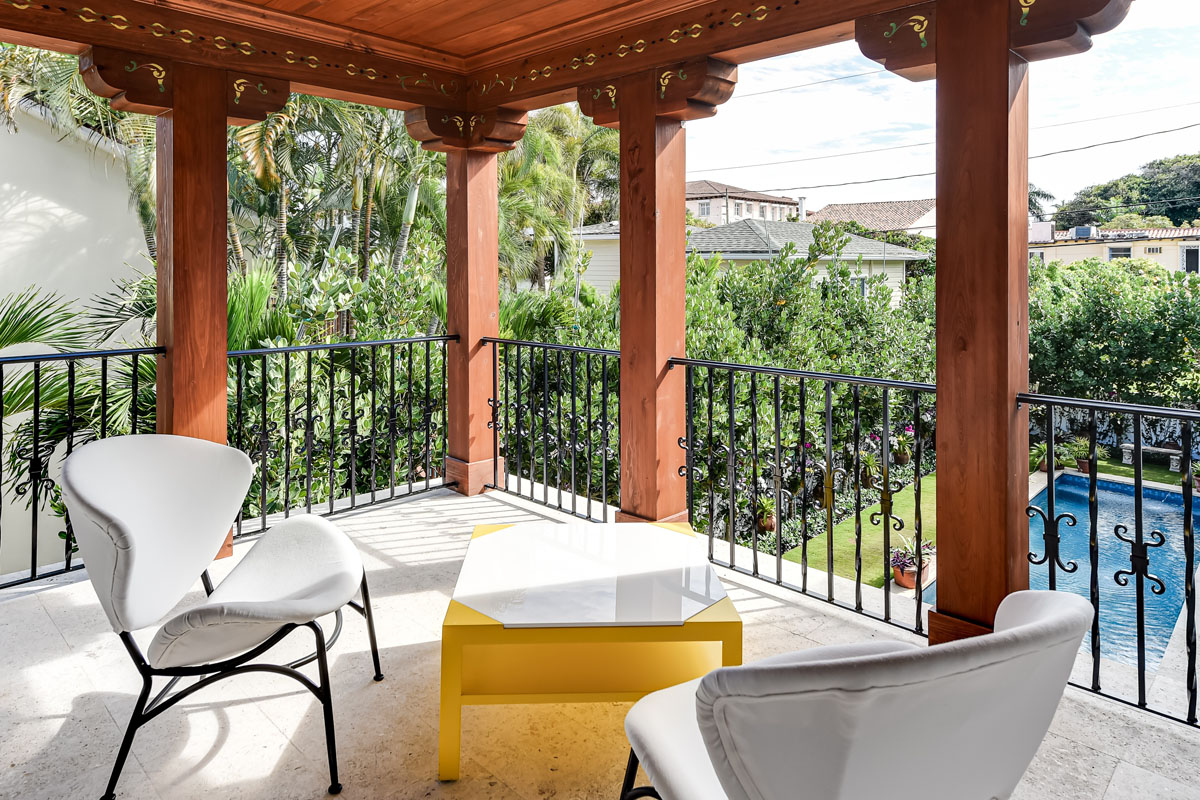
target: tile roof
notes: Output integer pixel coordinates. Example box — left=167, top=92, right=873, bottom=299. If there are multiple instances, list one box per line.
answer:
left=1051, top=227, right=1200, bottom=241
left=686, top=219, right=927, bottom=261
left=806, top=198, right=936, bottom=231
left=575, top=221, right=622, bottom=236
left=685, top=180, right=800, bottom=206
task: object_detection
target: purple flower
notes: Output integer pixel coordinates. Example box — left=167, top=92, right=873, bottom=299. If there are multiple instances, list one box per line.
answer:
left=869, top=434, right=880, bottom=442
left=804, top=442, right=813, bottom=449
left=904, top=425, right=914, bottom=433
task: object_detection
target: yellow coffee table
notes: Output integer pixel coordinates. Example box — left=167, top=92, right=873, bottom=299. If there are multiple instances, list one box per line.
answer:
left=439, top=521, right=742, bottom=780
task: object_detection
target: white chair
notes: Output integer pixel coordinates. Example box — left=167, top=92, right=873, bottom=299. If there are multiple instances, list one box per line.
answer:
left=620, top=590, right=1092, bottom=800
left=60, top=434, right=384, bottom=800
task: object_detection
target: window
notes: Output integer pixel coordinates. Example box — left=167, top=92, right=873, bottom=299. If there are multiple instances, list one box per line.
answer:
left=1030, top=250, right=1045, bottom=265
left=698, top=200, right=710, bottom=217
left=759, top=205, right=766, bottom=219
left=858, top=278, right=868, bottom=297
left=1186, top=247, right=1199, bottom=274
left=735, top=202, right=743, bottom=217
left=1146, top=246, right=1162, bottom=254
left=1108, top=247, right=1132, bottom=261
left=772, top=206, right=779, bottom=220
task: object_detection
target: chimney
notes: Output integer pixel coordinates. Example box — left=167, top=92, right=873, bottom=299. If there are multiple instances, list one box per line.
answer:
left=796, top=196, right=807, bottom=218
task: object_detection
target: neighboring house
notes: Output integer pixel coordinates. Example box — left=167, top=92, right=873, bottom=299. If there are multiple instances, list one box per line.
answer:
left=806, top=198, right=937, bottom=237
left=686, top=180, right=801, bottom=226
left=1029, top=222, right=1200, bottom=273
left=574, top=219, right=925, bottom=302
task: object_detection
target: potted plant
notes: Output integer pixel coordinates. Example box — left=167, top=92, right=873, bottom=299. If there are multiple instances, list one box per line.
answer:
left=890, top=535, right=936, bottom=590
left=892, top=426, right=915, bottom=465
left=1064, top=437, right=1109, bottom=473
left=756, top=495, right=777, bottom=532
left=858, top=451, right=880, bottom=487
left=1192, top=462, right=1200, bottom=491
left=1029, top=442, right=1073, bottom=472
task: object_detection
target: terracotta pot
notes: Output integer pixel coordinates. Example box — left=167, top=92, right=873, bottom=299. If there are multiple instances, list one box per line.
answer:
left=1076, top=458, right=1090, bottom=474
left=1038, top=459, right=1047, bottom=473
left=892, top=558, right=937, bottom=590
left=894, top=452, right=911, bottom=466
left=1193, top=475, right=1200, bottom=491
left=757, top=514, right=776, bottom=532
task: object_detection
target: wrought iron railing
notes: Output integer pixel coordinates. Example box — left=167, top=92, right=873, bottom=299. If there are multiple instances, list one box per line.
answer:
left=227, top=336, right=454, bottom=536
left=671, top=357, right=938, bottom=636
left=483, top=338, right=620, bottom=521
left=1020, top=392, right=1198, bottom=727
left=0, top=346, right=162, bottom=588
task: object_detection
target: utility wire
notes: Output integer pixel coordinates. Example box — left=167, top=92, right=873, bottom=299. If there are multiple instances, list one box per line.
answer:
left=728, top=69, right=887, bottom=100
left=688, top=99, right=1200, bottom=176
left=746, top=121, right=1200, bottom=193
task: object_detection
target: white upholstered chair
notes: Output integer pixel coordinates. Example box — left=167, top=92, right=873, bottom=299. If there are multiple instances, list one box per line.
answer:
left=620, top=590, right=1092, bottom=800
left=60, top=434, right=383, bottom=800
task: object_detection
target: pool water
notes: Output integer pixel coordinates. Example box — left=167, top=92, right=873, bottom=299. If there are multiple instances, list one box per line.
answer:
left=1028, top=474, right=1197, bottom=670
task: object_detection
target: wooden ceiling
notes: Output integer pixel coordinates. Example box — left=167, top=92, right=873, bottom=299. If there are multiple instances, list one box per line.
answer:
left=0, top=0, right=1133, bottom=112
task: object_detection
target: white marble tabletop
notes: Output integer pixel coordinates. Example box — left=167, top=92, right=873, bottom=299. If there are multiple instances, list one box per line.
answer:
left=452, top=522, right=727, bottom=628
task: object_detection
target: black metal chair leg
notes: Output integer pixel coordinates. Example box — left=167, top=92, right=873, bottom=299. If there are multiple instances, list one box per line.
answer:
left=619, top=749, right=661, bottom=800
left=310, top=622, right=342, bottom=795
left=101, top=675, right=152, bottom=800
left=359, top=574, right=384, bottom=682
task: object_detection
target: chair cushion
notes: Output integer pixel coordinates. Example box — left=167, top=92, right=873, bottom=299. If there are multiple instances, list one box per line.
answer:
left=147, top=515, right=363, bottom=669
left=625, top=678, right=728, bottom=800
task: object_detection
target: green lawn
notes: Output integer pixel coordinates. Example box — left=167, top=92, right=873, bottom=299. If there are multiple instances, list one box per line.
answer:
left=1094, top=455, right=1185, bottom=486
left=783, top=474, right=937, bottom=588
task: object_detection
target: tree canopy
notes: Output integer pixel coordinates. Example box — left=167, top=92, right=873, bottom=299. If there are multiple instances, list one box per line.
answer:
left=1054, top=153, right=1200, bottom=230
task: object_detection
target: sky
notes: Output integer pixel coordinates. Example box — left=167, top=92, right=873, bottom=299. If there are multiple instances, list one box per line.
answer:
left=683, top=0, right=1200, bottom=216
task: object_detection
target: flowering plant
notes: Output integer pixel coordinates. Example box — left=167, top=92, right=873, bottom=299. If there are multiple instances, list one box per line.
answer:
left=889, top=534, right=936, bottom=571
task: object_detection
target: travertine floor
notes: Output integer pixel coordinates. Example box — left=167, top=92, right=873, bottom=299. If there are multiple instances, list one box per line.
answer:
left=2, top=489, right=1198, bottom=800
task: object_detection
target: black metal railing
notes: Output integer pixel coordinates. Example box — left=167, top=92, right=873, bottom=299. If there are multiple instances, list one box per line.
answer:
left=1020, top=392, right=1198, bottom=726
left=671, top=357, right=938, bottom=636
left=484, top=338, right=620, bottom=521
left=0, top=346, right=162, bottom=588
left=227, top=336, right=454, bottom=536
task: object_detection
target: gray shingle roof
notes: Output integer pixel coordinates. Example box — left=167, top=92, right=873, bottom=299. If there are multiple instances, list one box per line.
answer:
left=807, top=198, right=936, bottom=231
left=686, top=219, right=927, bottom=261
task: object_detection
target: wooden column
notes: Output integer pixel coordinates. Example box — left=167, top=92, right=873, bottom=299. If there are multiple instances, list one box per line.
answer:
left=577, top=60, right=734, bottom=523
left=929, top=0, right=1031, bottom=643
left=443, top=149, right=501, bottom=495
left=615, top=73, right=688, bottom=523
left=155, top=63, right=230, bottom=443
left=405, top=107, right=527, bottom=495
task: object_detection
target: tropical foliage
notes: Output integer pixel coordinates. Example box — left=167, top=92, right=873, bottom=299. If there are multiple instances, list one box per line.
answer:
left=1053, top=153, right=1200, bottom=230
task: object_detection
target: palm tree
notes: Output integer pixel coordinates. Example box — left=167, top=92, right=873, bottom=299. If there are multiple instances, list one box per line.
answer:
left=1029, top=183, right=1055, bottom=222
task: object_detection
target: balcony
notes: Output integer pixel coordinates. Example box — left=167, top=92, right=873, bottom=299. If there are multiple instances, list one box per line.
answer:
left=2, top=487, right=1197, bottom=799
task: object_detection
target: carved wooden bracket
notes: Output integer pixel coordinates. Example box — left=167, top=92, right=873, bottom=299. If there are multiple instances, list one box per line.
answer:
left=80, top=46, right=288, bottom=122
left=577, top=57, right=737, bottom=127
left=404, top=106, right=528, bottom=152
left=857, top=0, right=1132, bottom=81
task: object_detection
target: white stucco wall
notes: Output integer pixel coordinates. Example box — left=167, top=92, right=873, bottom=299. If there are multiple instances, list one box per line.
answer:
left=0, top=109, right=148, bottom=580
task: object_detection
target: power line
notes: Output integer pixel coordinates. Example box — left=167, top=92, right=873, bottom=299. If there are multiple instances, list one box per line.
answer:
left=849, top=196, right=1200, bottom=238
left=747, top=121, right=1200, bottom=193
left=729, top=69, right=887, bottom=100
left=687, top=99, right=1200, bottom=176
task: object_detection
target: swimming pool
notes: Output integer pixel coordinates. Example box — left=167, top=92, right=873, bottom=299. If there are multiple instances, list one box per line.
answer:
left=1028, top=473, right=1197, bottom=671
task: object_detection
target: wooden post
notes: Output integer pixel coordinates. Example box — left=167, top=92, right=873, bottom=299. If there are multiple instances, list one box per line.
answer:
left=615, top=71, right=688, bottom=523
left=155, top=63, right=229, bottom=444
left=929, top=0, right=1031, bottom=643
left=443, top=149, right=501, bottom=495
left=405, top=107, right=527, bottom=495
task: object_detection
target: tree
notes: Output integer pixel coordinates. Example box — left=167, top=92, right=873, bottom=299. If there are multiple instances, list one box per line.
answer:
left=1028, top=183, right=1055, bottom=222
left=1054, top=153, right=1200, bottom=229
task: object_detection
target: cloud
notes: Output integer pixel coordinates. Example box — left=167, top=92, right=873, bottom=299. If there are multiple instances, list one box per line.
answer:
left=684, top=0, right=1200, bottom=213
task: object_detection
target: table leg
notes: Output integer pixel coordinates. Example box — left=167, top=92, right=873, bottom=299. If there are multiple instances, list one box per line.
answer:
left=722, top=625, right=743, bottom=667
left=439, top=635, right=462, bottom=781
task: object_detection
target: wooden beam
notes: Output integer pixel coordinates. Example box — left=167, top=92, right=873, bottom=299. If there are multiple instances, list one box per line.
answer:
left=578, top=57, right=737, bottom=128
left=856, top=0, right=1133, bottom=81
left=464, top=0, right=917, bottom=107
left=615, top=70, right=688, bottom=524
left=0, top=0, right=464, bottom=107
left=405, top=106, right=528, bottom=153
left=931, top=0, right=1030, bottom=643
